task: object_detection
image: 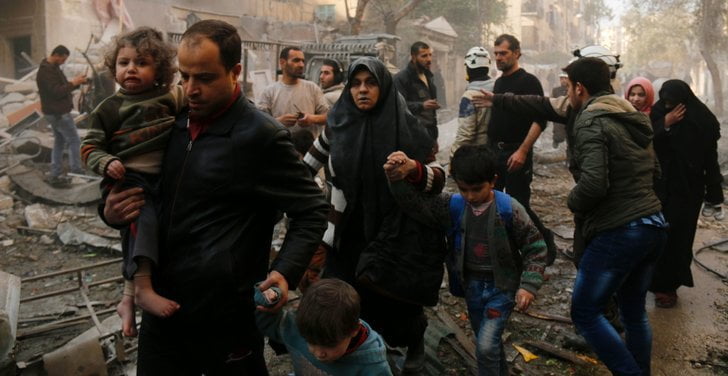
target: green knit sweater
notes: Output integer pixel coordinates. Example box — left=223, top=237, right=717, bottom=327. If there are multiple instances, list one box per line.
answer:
left=81, top=85, right=185, bottom=176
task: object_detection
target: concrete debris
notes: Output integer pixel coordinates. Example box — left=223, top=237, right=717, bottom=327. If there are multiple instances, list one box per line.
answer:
left=1, top=103, right=23, bottom=116
left=0, top=176, right=12, bottom=192
left=0, top=93, right=25, bottom=107
left=43, top=335, right=108, bottom=376
left=39, top=235, right=55, bottom=245
left=8, top=166, right=101, bottom=205
left=0, top=270, right=21, bottom=363
left=0, top=113, right=8, bottom=128
left=24, top=203, right=59, bottom=230
left=56, top=222, right=121, bottom=252
left=0, top=195, right=13, bottom=211
left=3, top=82, right=37, bottom=95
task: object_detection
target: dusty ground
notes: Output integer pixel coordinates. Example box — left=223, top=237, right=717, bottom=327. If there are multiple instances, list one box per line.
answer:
left=1, top=116, right=727, bottom=375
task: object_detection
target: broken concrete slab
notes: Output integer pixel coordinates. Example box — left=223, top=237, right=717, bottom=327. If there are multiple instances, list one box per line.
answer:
left=0, top=195, right=12, bottom=211
left=57, top=222, right=121, bottom=252
left=43, top=335, right=108, bottom=376
left=1, top=103, right=23, bottom=116
left=0, top=93, right=25, bottom=106
left=8, top=165, right=101, bottom=205
left=24, top=203, right=59, bottom=229
left=6, top=102, right=41, bottom=127
left=0, top=177, right=10, bottom=192
left=0, top=271, right=21, bottom=363
left=3, top=82, right=36, bottom=94
left=0, top=114, right=7, bottom=128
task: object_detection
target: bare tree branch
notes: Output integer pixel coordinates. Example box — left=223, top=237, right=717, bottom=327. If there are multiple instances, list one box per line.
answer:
left=392, top=0, right=424, bottom=23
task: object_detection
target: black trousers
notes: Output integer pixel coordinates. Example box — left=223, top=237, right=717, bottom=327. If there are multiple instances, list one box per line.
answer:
left=491, top=146, right=552, bottom=238
left=137, top=311, right=269, bottom=376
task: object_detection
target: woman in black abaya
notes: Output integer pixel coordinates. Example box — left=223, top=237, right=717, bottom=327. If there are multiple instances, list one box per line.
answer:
left=649, top=79, right=723, bottom=308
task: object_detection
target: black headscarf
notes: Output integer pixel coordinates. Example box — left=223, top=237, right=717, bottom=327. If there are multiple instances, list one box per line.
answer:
left=652, top=79, right=720, bottom=141
left=327, top=57, right=433, bottom=239
left=650, top=79, right=722, bottom=202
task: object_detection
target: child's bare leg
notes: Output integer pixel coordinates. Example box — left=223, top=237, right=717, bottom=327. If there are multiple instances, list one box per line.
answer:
left=116, top=280, right=138, bottom=337
left=134, top=258, right=180, bottom=317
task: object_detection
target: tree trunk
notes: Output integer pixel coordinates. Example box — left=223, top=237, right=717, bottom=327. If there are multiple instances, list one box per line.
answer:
left=345, top=0, right=370, bottom=35
left=384, top=0, right=424, bottom=35
left=698, top=0, right=725, bottom=116
left=701, top=48, right=724, bottom=116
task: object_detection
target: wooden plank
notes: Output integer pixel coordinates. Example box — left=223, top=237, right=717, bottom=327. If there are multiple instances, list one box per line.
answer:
left=435, top=308, right=477, bottom=361
left=444, top=337, right=478, bottom=376
left=517, top=310, right=572, bottom=324
left=0, top=270, right=21, bottom=362
left=521, top=340, right=597, bottom=366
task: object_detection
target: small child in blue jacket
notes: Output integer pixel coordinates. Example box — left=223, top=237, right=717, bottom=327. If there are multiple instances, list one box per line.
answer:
left=384, top=144, right=547, bottom=376
left=256, top=278, right=392, bottom=375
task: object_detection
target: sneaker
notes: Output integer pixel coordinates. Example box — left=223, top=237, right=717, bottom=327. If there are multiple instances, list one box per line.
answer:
left=47, top=175, right=71, bottom=188
left=715, top=207, right=725, bottom=221
left=702, top=203, right=717, bottom=217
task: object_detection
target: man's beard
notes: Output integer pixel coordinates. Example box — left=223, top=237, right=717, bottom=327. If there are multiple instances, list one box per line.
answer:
left=416, top=61, right=430, bottom=72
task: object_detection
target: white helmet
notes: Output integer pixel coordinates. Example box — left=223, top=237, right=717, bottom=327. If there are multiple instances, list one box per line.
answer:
left=464, top=47, right=491, bottom=69
left=573, top=45, right=622, bottom=77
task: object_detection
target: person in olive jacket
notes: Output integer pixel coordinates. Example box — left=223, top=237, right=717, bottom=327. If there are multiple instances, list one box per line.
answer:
left=564, top=57, right=667, bottom=376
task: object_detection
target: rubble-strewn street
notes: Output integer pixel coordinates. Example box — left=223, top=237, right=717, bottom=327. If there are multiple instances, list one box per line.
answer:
left=2, top=0, right=728, bottom=373
left=0, top=100, right=726, bottom=376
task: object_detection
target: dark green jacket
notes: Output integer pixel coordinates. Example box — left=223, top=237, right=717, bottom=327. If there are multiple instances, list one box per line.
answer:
left=568, top=93, right=662, bottom=240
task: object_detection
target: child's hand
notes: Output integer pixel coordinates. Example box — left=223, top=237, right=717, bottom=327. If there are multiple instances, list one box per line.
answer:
left=383, top=151, right=417, bottom=181
left=106, top=160, right=126, bottom=180
left=515, top=288, right=535, bottom=312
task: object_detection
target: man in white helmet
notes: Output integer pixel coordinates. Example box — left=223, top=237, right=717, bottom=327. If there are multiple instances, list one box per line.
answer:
left=450, top=47, right=497, bottom=158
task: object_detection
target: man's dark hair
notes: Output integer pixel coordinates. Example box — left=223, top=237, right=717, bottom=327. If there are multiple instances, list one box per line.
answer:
left=104, top=27, right=177, bottom=87
left=321, top=58, right=344, bottom=85
left=450, top=144, right=497, bottom=185
left=410, top=41, right=430, bottom=56
left=280, top=46, right=303, bottom=60
left=291, top=129, right=315, bottom=157
left=562, top=57, right=612, bottom=96
left=296, top=279, right=360, bottom=347
left=51, top=45, right=70, bottom=56
left=182, top=19, right=241, bottom=71
left=494, top=34, right=520, bottom=52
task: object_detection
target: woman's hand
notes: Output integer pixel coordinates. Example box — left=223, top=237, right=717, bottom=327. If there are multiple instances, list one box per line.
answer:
left=383, top=151, right=417, bottom=181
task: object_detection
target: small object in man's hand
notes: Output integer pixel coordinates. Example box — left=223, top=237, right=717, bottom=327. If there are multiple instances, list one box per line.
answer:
left=254, top=282, right=282, bottom=307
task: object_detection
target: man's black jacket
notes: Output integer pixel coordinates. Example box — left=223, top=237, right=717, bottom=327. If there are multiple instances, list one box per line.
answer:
left=394, top=62, right=437, bottom=130
left=157, top=95, right=328, bottom=325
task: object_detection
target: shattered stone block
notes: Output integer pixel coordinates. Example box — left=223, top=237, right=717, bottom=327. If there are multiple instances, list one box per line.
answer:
left=3, top=81, right=37, bottom=94
left=0, top=270, right=20, bottom=363
left=0, top=195, right=12, bottom=211
left=1, top=103, right=23, bottom=116
left=0, top=114, right=8, bottom=128
left=0, top=176, right=10, bottom=192
left=25, top=92, right=38, bottom=101
left=0, top=93, right=25, bottom=106
left=24, top=203, right=58, bottom=229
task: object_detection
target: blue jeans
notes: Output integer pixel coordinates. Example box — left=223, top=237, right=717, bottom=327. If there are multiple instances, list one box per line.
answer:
left=46, top=113, right=82, bottom=177
left=465, top=279, right=514, bottom=376
left=571, top=222, right=666, bottom=376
